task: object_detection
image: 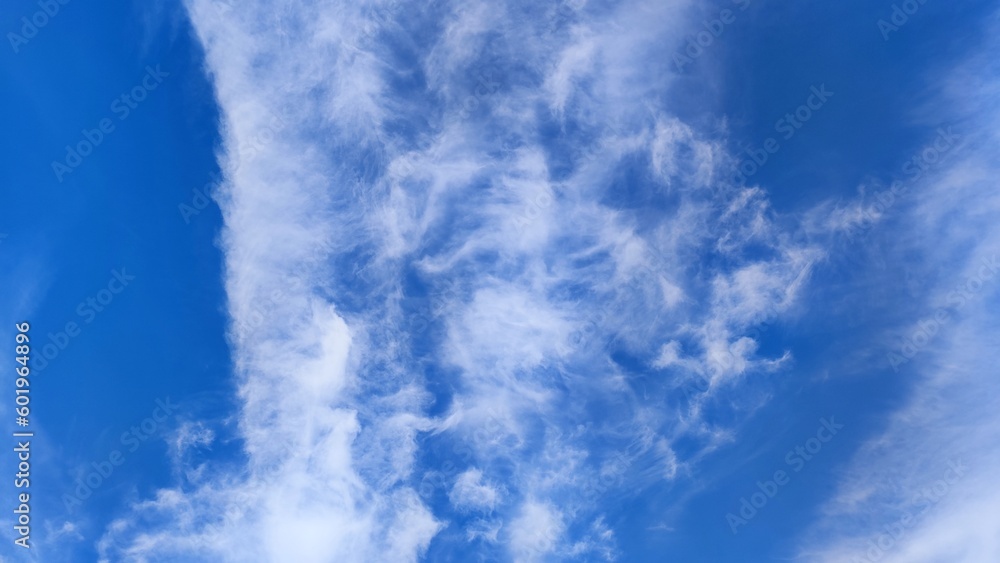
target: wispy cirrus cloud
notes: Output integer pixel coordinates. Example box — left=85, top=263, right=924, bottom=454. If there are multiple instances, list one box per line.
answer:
left=793, top=14, right=1000, bottom=563
left=94, top=1, right=830, bottom=561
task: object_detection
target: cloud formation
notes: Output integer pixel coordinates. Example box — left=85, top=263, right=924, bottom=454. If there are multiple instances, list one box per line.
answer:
left=793, top=14, right=1000, bottom=563
left=96, top=1, right=828, bottom=560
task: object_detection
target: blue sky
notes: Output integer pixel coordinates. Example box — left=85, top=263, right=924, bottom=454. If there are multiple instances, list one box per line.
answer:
left=1, top=1, right=999, bottom=562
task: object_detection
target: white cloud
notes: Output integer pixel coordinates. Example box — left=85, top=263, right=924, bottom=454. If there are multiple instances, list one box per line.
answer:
left=793, top=15, right=1000, bottom=562
left=450, top=468, right=503, bottom=512
left=97, top=0, right=832, bottom=560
